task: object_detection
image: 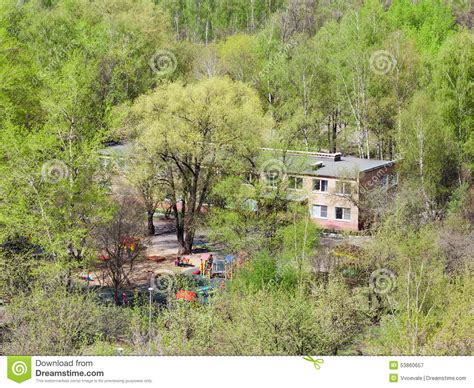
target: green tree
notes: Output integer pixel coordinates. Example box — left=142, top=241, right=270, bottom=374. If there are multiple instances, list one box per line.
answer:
left=398, top=92, right=458, bottom=212
left=365, top=224, right=472, bottom=355
left=0, top=0, right=172, bottom=285
left=161, top=0, right=285, bottom=43
left=125, top=146, right=166, bottom=236
left=127, top=77, right=271, bottom=253
left=433, top=31, right=474, bottom=177
left=387, top=0, right=456, bottom=54
left=219, top=34, right=260, bottom=83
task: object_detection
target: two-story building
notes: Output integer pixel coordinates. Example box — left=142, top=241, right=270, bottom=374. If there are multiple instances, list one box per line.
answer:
left=262, top=150, right=396, bottom=232
left=100, top=143, right=396, bottom=232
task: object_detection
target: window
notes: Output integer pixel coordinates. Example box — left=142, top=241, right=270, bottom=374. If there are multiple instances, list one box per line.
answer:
left=336, top=181, right=352, bottom=195
left=335, top=207, right=351, bottom=221
left=288, top=176, right=303, bottom=190
left=313, top=179, right=328, bottom=192
left=312, top=205, right=328, bottom=219
left=265, top=173, right=278, bottom=188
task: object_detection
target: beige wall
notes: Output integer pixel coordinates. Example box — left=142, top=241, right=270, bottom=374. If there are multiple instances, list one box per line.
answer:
left=287, top=174, right=360, bottom=232
left=287, top=163, right=396, bottom=232
left=262, top=162, right=396, bottom=232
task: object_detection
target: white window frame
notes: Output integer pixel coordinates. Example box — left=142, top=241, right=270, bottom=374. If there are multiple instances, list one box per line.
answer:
left=312, top=204, right=328, bottom=219
left=335, top=207, right=351, bottom=221
left=288, top=175, right=303, bottom=190
left=336, top=181, right=352, bottom=195
left=313, top=178, right=328, bottom=193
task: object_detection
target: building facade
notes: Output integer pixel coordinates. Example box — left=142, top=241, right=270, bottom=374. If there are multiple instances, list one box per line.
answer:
left=263, top=151, right=396, bottom=232
left=100, top=143, right=396, bottom=232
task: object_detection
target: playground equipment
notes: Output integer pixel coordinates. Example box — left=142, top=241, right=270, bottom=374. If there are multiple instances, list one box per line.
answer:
left=190, top=253, right=236, bottom=279
left=191, top=253, right=213, bottom=276
left=121, top=236, right=140, bottom=251
left=211, top=259, right=226, bottom=278
left=211, top=255, right=235, bottom=279
left=80, top=273, right=94, bottom=281
left=174, top=256, right=192, bottom=267
left=176, top=289, right=197, bottom=302
left=175, top=285, right=216, bottom=304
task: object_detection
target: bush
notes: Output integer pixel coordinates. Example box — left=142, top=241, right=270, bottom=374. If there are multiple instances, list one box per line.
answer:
left=146, top=276, right=368, bottom=356
left=1, top=288, right=131, bottom=355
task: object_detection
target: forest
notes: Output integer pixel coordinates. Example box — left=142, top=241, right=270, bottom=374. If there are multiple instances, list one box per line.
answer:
left=0, top=0, right=472, bottom=356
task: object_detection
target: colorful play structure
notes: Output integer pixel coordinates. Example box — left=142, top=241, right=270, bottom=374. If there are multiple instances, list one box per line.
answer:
left=174, top=256, right=192, bottom=267
left=176, top=289, right=197, bottom=302
left=188, top=253, right=235, bottom=279
left=176, top=253, right=236, bottom=304
left=176, top=284, right=220, bottom=304
left=216, top=255, right=236, bottom=278
left=121, top=236, right=140, bottom=251
left=80, top=273, right=94, bottom=282
left=97, top=236, right=141, bottom=262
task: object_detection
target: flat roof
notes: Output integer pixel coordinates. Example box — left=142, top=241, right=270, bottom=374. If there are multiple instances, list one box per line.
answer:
left=100, top=143, right=395, bottom=179
left=98, top=143, right=129, bottom=157
left=282, top=152, right=394, bottom=179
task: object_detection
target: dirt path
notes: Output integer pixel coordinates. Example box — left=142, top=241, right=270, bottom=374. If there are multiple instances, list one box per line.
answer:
left=319, top=233, right=372, bottom=249
left=146, top=218, right=221, bottom=267
left=146, top=218, right=180, bottom=257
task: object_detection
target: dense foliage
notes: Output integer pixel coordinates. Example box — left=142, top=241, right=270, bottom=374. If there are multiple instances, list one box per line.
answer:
left=0, top=0, right=472, bottom=356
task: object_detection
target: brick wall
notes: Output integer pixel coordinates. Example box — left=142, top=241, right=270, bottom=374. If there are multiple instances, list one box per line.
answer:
left=358, top=162, right=397, bottom=229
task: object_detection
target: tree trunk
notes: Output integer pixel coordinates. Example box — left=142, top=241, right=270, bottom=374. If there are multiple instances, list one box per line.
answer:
left=177, top=234, right=193, bottom=254
left=172, top=202, right=185, bottom=250
left=327, top=118, right=331, bottom=148
left=147, top=210, right=155, bottom=236
left=179, top=207, right=195, bottom=255
left=175, top=214, right=184, bottom=245
left=177, top=228, right=187, bottom=254
left=182, top=229, right=194, bottom=254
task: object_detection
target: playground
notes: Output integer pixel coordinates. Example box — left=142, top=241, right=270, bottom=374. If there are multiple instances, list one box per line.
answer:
left=81, top=217, right=238, bottom=305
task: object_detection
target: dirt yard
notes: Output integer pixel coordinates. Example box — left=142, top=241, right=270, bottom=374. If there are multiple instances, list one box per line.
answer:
left=84, top=218, right=221, bottom=289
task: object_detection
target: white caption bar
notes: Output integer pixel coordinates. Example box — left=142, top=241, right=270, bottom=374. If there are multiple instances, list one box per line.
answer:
left=1, top=356, right=471, bottom=387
